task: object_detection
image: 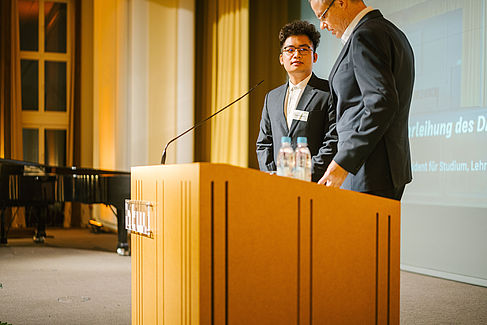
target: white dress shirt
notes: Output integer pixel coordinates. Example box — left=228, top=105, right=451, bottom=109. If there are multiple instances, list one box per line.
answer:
left=284, top=73, right=312, bottom=129
left=341, top=6, right=374, bottom=45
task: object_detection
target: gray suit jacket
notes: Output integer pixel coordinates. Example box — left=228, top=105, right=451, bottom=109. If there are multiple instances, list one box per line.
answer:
left=329, top=10, right=415, bottom=191
left=256, top=74, right=337, bottom=182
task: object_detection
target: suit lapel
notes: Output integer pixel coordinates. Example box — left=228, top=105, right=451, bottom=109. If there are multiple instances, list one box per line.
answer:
left=275, top=84, right=289, bottom=135
left=328, top=39, right=351, bottom=83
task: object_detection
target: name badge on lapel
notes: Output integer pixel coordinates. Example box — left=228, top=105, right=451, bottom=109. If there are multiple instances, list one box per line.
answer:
left=292, top=110, right=309, bottom=122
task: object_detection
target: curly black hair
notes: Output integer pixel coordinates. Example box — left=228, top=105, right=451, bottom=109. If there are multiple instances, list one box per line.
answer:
left=279, top=20, right=321, bottom=52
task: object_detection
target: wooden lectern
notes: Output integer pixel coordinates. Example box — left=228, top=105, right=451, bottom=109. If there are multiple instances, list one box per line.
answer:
left=128, top=163, right=400, bottom=324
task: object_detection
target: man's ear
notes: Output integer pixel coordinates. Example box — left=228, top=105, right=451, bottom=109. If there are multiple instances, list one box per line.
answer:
left=313, top=52, right=318, bottom=63
left=279, top=54, right=284, bottom=66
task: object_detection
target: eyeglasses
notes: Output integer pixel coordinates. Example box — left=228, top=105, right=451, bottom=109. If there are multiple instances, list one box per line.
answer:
left=282, top=46, right=313, bottom=56
left=318, top=0, right=336, bottom=21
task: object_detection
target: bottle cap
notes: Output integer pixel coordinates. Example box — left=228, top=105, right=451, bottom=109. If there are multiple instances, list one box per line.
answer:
left=297, top=137, right=307, bottom=144
left=281, top=136, right=291, bottom=144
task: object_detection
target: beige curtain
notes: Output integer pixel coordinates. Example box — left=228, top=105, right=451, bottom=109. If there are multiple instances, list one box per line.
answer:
left=196, top=0, right=249, bottom=167
left=66, top=0, right=77, bottom=167
left=64, top=0, right=80, bottom=227
left=0, top=2, right=5, bottom=157
left=0, top=0, right=22, bottom=159
left=11, top=0, right=22, bottom=160
left=0, top=0, right=22, bottom=227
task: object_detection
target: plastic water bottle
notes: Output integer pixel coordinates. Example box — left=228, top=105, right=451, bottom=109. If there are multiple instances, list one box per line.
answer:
left=276, top=136, right=295, bottom=177
left=294, top=137, right=312, bottom=181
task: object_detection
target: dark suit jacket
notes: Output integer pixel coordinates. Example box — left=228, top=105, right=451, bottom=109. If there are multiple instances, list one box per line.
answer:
left=329, top=10, right=415, bottom=192
left=256, top=73, right=337, bottom=182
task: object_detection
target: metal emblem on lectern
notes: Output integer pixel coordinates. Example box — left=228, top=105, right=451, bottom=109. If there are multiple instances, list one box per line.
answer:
left=125, top=200, right=154, bottom=237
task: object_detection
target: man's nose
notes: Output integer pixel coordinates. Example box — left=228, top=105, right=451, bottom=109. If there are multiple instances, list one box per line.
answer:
left=293, top=50, right=303, bottom=57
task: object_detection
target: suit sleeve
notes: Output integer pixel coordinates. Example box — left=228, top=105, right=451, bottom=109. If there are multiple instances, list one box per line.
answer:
left=311, top=93, right=338, bottom=181
left=333, top=28, right=400, bottom=174
left=256, top=93, right=276, bottom=171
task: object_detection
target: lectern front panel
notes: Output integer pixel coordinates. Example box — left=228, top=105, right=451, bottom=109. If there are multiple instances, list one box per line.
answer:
left=130, top=163, right=400, bottom=324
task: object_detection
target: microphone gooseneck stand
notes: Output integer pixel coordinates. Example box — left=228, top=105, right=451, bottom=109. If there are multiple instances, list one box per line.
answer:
left=160, top=80, right=264, bottom=164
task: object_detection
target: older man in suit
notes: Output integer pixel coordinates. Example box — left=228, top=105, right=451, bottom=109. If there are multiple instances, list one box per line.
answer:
left=309, top=0, right=415, bottom=200
left=256, top=21, right=337, bottom=182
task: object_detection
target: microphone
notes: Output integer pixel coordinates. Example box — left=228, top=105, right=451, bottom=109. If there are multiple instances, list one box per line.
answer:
left=160, top=80, right=264, bottom=164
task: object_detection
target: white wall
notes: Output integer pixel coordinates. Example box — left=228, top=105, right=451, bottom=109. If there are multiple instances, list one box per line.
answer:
left=127, top=0, right=195, bottom=168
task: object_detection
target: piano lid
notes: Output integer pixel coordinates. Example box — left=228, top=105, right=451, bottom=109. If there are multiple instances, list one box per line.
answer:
left=0, top=158, right=130, bottom=176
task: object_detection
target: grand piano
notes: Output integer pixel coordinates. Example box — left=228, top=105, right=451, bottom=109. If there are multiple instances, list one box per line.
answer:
left=0, top=158, right=130, bottom=255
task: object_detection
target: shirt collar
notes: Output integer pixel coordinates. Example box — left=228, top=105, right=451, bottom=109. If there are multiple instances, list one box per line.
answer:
left=341, top=6, right=374, bottom=45
left=288, top=73, right=312, bottom=91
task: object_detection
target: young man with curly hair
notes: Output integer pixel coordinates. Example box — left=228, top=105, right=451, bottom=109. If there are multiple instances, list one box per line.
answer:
left=256, top=20, right=337, bottom=182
